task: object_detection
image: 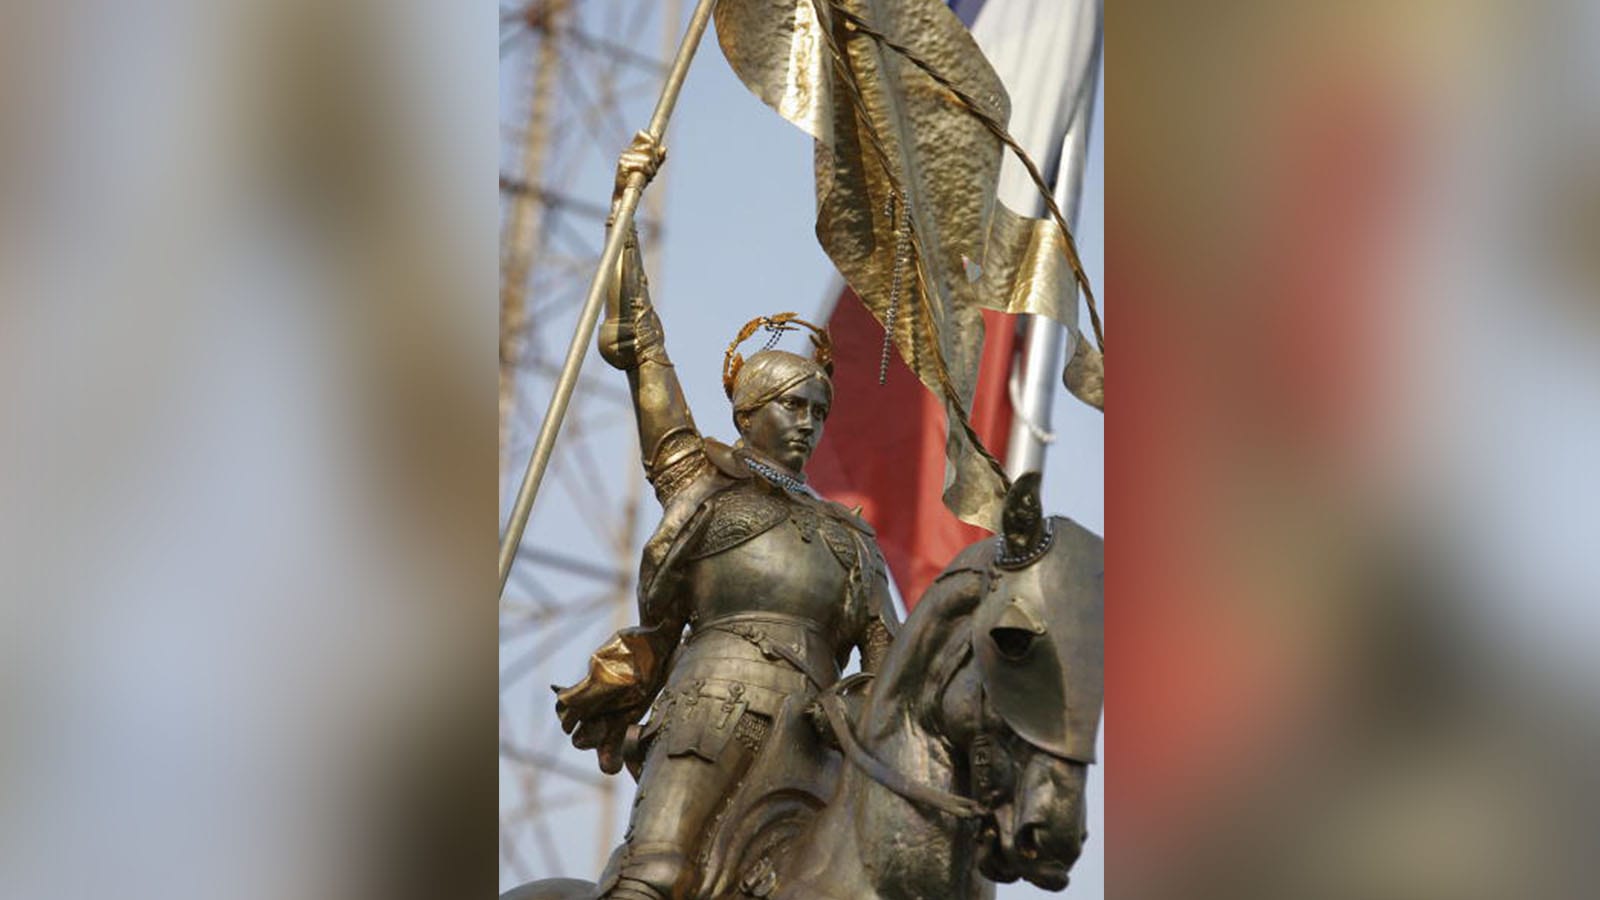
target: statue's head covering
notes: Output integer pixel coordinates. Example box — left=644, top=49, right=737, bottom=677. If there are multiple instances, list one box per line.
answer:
left=722, top=313, right=834, bottom=428
left=730, top=350, right=833, bottom=420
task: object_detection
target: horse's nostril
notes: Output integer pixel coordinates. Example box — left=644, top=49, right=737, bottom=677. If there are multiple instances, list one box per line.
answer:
left=1017, top=823, right=1042, bottom=860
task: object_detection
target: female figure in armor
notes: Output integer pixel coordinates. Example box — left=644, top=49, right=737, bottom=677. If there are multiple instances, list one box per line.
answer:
left=553, top=159, right=898, bottom=900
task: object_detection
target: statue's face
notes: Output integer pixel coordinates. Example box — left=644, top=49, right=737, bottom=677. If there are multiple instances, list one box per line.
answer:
left=738, top=378, right=830, bottom=474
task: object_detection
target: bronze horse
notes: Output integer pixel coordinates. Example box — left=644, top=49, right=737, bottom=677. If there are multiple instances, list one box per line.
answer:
left=504, top=474, right=1102, bottom=899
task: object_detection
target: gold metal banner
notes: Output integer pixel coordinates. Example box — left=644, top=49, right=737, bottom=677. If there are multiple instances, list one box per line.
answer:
left=716, top=0, right=1090, bottom=529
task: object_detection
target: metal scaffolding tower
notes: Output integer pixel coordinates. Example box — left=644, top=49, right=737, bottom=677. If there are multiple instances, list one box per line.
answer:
left=498, top=0, right=682, bottom=886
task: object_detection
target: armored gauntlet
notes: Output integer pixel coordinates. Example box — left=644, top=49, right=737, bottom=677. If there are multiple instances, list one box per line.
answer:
left=598, top=220, right=666, bottom=371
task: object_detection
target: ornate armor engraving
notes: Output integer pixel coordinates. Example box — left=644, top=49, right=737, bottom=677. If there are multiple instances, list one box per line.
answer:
left=685, top=485, right=791, bottom=560
left=648, top=431, right=712, bottom=502
left=789, top=503, right=819, bottom=543
left=818, top=514, right=860, bottom=574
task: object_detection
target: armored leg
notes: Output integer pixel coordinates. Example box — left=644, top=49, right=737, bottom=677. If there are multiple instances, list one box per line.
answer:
left=598, top=718, right=761, bottom=900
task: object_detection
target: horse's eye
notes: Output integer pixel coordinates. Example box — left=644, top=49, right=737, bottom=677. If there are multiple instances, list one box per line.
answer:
left=990, top=627, right=1035, bottom=660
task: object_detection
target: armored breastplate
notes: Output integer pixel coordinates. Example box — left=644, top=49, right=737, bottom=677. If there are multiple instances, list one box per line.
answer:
left=679, top=481, right=860, bottom=645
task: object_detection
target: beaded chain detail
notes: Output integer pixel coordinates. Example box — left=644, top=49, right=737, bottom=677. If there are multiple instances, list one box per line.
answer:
left=993, top=520, right=1056, bottom=570
left=743, top=455, right=808, bottom=495
left=878, top=191, right=913, bottom=385
left=760, top=323, right=785, bottom=352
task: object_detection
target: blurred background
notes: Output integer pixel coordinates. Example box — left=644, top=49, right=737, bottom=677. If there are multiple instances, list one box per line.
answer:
left=1, top=2, right=1597, bottom=900
left=1108, top=2, right=1600, bottom=898
left=1, top=2, right=500, bottom=899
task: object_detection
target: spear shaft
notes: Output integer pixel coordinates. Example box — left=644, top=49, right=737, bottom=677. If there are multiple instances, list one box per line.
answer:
left=499, top=0, right=719, bottom=595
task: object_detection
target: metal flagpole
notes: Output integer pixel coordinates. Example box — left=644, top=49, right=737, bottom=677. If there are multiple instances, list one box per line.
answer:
left=498, top=0, right=719, bottom=594
left=1004, top=0, right=1103, bottom=479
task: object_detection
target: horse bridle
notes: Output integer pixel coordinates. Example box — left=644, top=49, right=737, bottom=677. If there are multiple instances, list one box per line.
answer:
left=819, top=687, right=991, bottom=820
left=716, top=609, right=1022, bottom=823
left=817, top=656, right=1028, bottom=825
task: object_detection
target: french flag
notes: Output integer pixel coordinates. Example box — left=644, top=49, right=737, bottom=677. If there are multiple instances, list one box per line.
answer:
left=808, top=0, right=1101, bottom=608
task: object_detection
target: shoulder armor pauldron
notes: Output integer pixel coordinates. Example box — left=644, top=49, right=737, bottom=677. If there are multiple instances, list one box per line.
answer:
left=814, top=509, right=863, bottom=575
left=686, top=483, right=789, bottom=560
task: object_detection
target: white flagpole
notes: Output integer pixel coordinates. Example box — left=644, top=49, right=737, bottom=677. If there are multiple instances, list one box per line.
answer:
left=1003, top=0, right=1102, bottom=479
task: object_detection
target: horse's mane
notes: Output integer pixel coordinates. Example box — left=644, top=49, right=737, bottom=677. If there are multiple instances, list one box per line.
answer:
left=868, top=560, right=989, bottom=741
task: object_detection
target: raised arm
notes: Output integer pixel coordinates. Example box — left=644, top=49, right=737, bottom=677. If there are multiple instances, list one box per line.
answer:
left=597, top=139, right=708, bottom=503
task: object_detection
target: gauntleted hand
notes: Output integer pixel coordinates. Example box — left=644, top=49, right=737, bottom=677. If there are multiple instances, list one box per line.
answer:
left=610, top=130, right=667, bottom=210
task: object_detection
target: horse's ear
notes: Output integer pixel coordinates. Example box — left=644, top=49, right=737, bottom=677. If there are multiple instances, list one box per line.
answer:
left=1002, top=472, right=1046, bottom=549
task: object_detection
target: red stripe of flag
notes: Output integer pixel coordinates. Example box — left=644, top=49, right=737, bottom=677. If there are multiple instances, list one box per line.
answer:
left=808, top=289, right=1018, bottom=608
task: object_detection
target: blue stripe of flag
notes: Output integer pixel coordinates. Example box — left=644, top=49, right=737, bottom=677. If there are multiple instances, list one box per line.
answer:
left=948, top=0, right=985, bottom=28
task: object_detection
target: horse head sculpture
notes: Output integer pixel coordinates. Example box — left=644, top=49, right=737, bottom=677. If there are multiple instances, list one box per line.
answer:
left=777, top=472, right=1103, bottom=897
left=968, top=472, right=1103, bottom=887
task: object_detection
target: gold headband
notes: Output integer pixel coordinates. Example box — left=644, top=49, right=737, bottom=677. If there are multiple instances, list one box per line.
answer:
left=721, top=313, right=834, bottom=399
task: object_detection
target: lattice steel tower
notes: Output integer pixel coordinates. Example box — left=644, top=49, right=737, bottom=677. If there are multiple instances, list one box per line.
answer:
left=499, top=0, right=683, bottom=886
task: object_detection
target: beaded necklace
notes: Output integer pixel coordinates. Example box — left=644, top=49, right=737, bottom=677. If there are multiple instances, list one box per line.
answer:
left=741, top=452, right=810, bottom=496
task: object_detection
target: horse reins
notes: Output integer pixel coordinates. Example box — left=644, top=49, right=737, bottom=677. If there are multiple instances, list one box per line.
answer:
left=817, top=637, right=1015, bottom=824
left=819, top=690, right=988, bottom=820
left=712, top=608, right=1001, bottom=822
